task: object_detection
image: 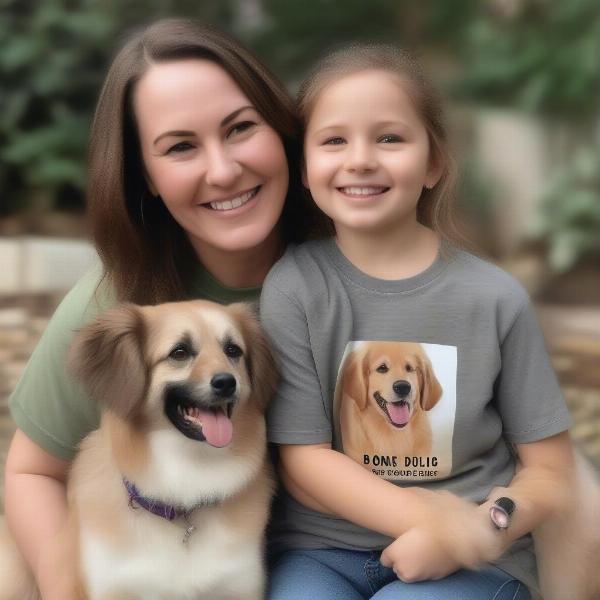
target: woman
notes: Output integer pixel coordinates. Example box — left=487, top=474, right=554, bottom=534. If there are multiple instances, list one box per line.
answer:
left=4, top=18, right=323, bottom=598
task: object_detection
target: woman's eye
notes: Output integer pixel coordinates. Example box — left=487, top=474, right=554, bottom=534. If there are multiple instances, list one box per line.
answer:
left=323, top=137, right=345, bottom=146
left=227, top=121, right=256, bottom=138
left=376, top=364, right=389, bottom=373
left=378, top=134, right=402, bottom=143
left=224, top=343, right=243, bottom=359
left=169, top=345, right=192, bottom=361
left=166, top=141, right=194, bottom=155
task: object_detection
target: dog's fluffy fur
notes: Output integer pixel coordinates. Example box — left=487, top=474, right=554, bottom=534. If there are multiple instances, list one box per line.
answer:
left=1, top=300, right=277, bottom=600
left=339, top=341, right=442, bottom=464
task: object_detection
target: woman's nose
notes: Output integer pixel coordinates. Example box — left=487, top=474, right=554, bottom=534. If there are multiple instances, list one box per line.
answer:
left=204, top=145, right=243, bottom=187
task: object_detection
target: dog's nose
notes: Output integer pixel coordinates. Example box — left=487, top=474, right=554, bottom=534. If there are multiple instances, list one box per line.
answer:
left=211, top=373, right=237, bottom=397
left=393, top=380, right=411, bottom=397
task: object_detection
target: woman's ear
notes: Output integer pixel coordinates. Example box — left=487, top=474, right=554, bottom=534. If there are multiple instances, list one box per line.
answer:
left=142, top=165, right=158, bottom=197
left=301, top=160, right=309, bottom=189
left=145, top=177, right=158, bottom=197
left=146, top=181, right=158, bottom=196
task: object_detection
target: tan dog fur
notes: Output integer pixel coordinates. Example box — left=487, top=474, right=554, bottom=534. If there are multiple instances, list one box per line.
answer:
left=1, top=300, right=277, bottom=600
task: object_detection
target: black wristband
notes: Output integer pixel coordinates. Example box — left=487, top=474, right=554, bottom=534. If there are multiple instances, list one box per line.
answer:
left=489, top=496, right=515, bottom=530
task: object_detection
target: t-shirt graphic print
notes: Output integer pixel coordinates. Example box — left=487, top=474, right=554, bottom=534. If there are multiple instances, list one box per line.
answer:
left=333, top=341, right=456, bottom=482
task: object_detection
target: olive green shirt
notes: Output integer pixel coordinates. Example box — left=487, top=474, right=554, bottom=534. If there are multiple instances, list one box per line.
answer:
left=9, top=261, right=261, bottom=460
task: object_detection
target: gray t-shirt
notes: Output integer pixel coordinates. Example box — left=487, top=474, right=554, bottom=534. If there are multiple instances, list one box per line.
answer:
left=260, top=238, right=571, bottom=592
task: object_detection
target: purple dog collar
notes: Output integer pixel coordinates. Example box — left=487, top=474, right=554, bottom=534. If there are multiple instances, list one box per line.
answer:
left=123, top=478, right=220, bottom=522
left=124, top=478, right=187, bottom=521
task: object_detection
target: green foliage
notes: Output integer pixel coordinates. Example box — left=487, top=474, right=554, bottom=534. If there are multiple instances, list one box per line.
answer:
left=244, top=0, right=478, bottom=83
left=539, top=139, right=600, bottom=271
left=0, top=0, right=234, bottom=215
left=245, top=0, right=402, bottom=82
left=456, top=0, right=600, bottom=117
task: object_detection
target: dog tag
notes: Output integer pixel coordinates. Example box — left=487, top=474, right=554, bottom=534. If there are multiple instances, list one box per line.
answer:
left=182, top=524, right=196, bottom=544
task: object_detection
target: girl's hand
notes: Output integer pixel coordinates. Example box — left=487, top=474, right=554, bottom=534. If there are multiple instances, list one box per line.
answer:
left=380, top=488, right=508, bottom=582
left=380, top=526, right=462, bottom=582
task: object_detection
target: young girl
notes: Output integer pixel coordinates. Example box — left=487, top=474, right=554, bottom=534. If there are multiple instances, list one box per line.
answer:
left=260, top=45, right=574, bottom=600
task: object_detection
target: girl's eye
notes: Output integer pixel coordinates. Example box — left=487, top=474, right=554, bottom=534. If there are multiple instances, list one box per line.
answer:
left=227, top=121, right=256, bottom=138
left=166, top=141, right=194, bottom=155
left=323, top=137, right=345, bottom=146
left=378, top=134, right=402, bottom=143
left=376, top=363, right=389, bottom=373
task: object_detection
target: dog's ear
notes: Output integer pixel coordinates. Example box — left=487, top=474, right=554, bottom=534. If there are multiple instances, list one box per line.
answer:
left=69, top=303, right=147, bottom=419
left=228, top=303, right=278, bottom=413
left=342, top=346, right=370, bottom=410
left=418, top=352, right=442, bottom=411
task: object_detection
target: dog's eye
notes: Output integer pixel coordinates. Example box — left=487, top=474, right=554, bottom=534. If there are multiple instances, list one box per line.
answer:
left=169, top=345, right=192, bottom=361
left=224, top=343, right=243, bottom=359
left=405, top=363, right=414, bottom=372
left=376, top=363, right=389, bottom=373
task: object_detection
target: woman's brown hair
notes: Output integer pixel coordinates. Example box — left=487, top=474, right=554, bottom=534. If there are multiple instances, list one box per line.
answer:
left=297, top=44, right=464, bottom=246
left=88, top=18, right=321, bottom=304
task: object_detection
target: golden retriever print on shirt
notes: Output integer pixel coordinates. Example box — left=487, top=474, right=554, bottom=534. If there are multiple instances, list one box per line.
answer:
left=333, top=341, right=456, bottom=481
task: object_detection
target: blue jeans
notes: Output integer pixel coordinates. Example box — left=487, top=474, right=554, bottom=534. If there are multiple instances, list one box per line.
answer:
left=268, top=548, right=531, bottom=600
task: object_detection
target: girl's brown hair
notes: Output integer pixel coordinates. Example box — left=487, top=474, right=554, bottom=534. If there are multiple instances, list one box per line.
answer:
left=88, top=18, right=321, bottom=304
left=297, top=44, right=463, bottom=245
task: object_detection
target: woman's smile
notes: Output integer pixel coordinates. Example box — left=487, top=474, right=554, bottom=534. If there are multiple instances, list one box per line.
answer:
left=203, top=185, right=260, bottom=211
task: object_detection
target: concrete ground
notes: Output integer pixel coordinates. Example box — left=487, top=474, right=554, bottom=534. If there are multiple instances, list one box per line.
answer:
left=0, top=295, right=599, bottom=512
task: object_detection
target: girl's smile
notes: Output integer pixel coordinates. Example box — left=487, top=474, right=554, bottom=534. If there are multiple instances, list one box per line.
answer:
left=336, top=185, right=390, bottom=201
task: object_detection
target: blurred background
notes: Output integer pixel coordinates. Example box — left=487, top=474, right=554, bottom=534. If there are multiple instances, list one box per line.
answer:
left=1, top=0, right=599, bottom=499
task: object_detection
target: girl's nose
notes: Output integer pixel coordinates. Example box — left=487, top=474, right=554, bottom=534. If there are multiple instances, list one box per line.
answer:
left=204, top=144, right=243, bottom=187
left=345, top=141, right=378, bottom=173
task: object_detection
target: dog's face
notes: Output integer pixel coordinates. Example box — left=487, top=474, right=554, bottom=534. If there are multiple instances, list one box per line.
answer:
left=343, top=342, right=441, bottom=429
left=69, top=300, right=277, bottom=449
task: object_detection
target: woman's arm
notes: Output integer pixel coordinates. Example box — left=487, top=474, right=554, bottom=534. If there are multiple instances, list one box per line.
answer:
left=4, top=429, right=76, bottom=599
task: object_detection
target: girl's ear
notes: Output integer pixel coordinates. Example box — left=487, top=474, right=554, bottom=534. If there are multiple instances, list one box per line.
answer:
left=424, top=142, right=444, bottom=190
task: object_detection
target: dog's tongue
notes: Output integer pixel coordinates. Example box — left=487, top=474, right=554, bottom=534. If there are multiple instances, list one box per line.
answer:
left=388, top=402, right=410, bottom=426
left=199, top=409, right=233, bottom=447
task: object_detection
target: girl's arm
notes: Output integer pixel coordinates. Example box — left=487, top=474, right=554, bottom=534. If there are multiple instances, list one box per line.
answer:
left=479, top=431, right=574, bottom=543
left=278, top=442, right=480, bottom=540
left=380, top=431, right=575, bottom=582
left=4, top=429, right=77, bottom=599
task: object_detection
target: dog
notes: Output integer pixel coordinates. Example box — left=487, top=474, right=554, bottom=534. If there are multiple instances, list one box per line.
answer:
left=338, top=341, right=442, bottom=466
left=0, top=300, right=277, bottom=600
